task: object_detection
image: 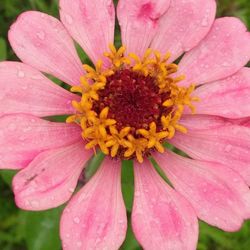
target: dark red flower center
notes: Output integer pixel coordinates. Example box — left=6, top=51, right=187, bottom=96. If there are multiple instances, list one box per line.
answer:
left=93, top=69, right=171, bottom=134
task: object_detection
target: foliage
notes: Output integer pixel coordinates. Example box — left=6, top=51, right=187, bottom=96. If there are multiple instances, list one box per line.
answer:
left=0, top=0, right=250, bottom=249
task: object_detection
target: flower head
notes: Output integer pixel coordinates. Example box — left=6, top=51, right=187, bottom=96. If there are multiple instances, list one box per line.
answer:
left=1, top=0, right=250, bottom=250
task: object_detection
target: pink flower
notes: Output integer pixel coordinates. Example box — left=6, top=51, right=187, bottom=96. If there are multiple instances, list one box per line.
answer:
left=1, top=0, right=250, bottom=249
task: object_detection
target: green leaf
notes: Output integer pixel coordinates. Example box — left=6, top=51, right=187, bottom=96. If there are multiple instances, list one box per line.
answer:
left=84, top=151, right=105, bottom=181
left=120, top=218, right=141, bottom=250
left=23, top=208, right=62, bottom=250
left=23, top=207, right=63, bottom=250
left=0, top=37, right=7, bottom=60
left=75, top=43, right=93, bottom=66
left=121, top=160, right=134, bottom=212
left=0, top=170, right=16, bottom=186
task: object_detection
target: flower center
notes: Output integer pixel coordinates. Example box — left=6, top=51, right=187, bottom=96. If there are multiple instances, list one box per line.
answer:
left=67, top=45, right=199, bottom=163
left=92, top=69, right=171, bottom=131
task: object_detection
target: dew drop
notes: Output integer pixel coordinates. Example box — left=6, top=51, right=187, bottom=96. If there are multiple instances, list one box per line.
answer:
left=19, top=136, right=26, bottom=141
left=8, top=123, right=16, bottom=131
left=224, top=144, right=232, bottom=153
left=65, top=14, right=73, bottom=24
left=95, top=238, right=101, bottom=244
left=201, top=16, right=209, bottom=27
left=73, top=217, right=80, bottom=224
left=0, top=91, right=5, bottom=100
left=36, top=31, right=45, bottom=40
left=23, top=126, right=32, bottom=133
left=76, top=241, right=82, bottom=247
left=18, top=70, right=25, bottom=78
left=30, top=200, right=39, bottom=208
left=134, top=191, right=140, bottom=197
left=21, top=84, right=28, bottom=90
left=222, top=62, right=230, bottom=67
left=65, top=208, right=71, bottom=213
left=233, top=178, right=239, bottom=183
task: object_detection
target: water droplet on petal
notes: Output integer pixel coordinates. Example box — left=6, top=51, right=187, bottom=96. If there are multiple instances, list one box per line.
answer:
left=224, top=144, right=232, bottom=152
left=19, top=136, right=26, bottom=141
left=21, top=84, right=28, bottom=90
left=76, top=241, right=82, bottom=247
left=73, top=217, right=80, bottom=224
left=30, top=200, right=39, bottom=208
left=18, top=70, right=25, bottom=78
left=23, top=126, right=32, bottom=133
left=201, top=16, right=209, bottom=27
left=65, top=14, right=73, bottom=24
left=8, top=123, right=16, bottom=131
left=0, top=92, right=5, bottom=100
left=222, top=62, right=230, bottom=67
left=37, top=31, right=45, bottom=40
left=134, top=191, right=140, bottom=197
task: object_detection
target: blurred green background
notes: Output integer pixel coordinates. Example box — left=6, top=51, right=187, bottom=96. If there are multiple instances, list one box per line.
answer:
left=0, top=0, right=250, bottom=250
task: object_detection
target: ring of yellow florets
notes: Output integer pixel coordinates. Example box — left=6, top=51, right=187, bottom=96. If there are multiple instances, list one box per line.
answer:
left=67, top=44, right=199, bottom=163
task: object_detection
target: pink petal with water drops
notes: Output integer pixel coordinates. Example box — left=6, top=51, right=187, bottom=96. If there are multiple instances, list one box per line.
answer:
left=8, top=11, right=84, bottom=86
left=60, top=158, right=127, bottom=250
left=13, top=141, right=91, bottom=211
left=132, top=160, right=198, bottom=250
left=59, top=0, right=115, bottom=65
left=170, top=115, right=250, bottom=185
left=191, top=67, right=250, bottom=118
left=117, top=0, right=170, bottom=57
left=0, top=114, right=81, bottom=170
left=178, top=17, right=250, bottom=86
left=151, top=0, right=216, bottom=62
left=0, top=61, right=80, bottom=117
left=154, top=151, right=250, bottom=231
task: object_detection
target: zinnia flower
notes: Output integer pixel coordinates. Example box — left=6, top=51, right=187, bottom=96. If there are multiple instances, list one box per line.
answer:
left=1, top=0, right=250, bottom=249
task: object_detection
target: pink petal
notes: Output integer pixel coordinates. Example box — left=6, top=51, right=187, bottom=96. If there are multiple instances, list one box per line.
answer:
left=192, top=67, right=250, bottom=118
left=0, top=61, right=80, bottom=117
left=132, top=160, right=198, bottom=250
left=151, top=0, right=216, bottom=62
left=59, top=0, right=115, bottom=65
left=117, top=0, right=170, bottom=57
left=154, top=151, right=250, bottom=231
left=13, top=142, right=91, bottom=211
left=239, top=119, right=250, bottom=127
left=0, top=114, right=81, bottom=169
left=8, top=11, right=84, bottom=86
left=60, top=158, right=127, bottom=250
left=171, top=116, right=250, bottom=185
left=180, top=115, right=226, bottom=130
left=178, top=17, right=250, bottom=86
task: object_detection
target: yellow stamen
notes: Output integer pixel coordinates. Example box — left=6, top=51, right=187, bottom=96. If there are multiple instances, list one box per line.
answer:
left=123, top=135, right=148, bottom=163
left=137, top=122, right=168, bottom=151
left=104, top=44, right=131, bottom=69
left=105, top=126, right=131, bottom=157
left=68, top=44, right=199, bottom=163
